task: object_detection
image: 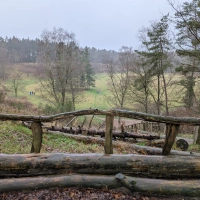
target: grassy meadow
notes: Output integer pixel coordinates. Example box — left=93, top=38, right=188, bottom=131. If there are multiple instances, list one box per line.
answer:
left=3, top=64, right=188, bottom=112
left=5, top=71, right=112, bottom=110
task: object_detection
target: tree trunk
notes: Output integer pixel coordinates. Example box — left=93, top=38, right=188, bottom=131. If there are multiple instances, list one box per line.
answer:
left=194, top=126, right=200, bottom=145
left=162, top=124, right=180, bottom=155
left=0, top=174, right=200, bottom=197
left=1, top=153, right=200, bottom=179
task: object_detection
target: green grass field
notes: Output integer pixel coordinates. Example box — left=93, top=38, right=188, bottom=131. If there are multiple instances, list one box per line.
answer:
left=4, top=68, right=199, bottom=113
left=76, top=73, right=110, bottom=110
left=5, top=73, right=112, bottom=110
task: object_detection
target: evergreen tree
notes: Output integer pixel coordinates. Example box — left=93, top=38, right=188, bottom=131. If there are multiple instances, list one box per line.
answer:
left=173, top=0, right=200, bottom=108
left=135, top=14, right=172, bottom=115
left=83, top=47, right=95, bottom=90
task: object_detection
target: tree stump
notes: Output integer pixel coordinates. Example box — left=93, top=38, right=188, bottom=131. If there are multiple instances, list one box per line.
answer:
left=176, top=139, right=189, bottom=151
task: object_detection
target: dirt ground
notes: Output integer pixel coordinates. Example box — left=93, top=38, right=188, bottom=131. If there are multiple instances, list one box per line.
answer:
left=0, top=187, right=198, bottom=200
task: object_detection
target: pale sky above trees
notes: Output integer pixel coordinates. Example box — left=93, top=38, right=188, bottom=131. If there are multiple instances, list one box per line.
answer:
left=0, top=0, right=186, bottom=51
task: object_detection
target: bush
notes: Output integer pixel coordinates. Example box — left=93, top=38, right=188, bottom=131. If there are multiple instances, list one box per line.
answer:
left=40, top=101, right=73, bottom=115
left=0, top=90, right=6, bottom=103
left=0, top=96, right=39, bottom=115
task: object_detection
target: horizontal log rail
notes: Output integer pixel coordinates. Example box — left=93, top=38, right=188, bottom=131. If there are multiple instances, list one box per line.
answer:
left=1, top=173, right=200, bottom=197
left=2, top=153, right=200, bottom=179
left=1, top=108, right=200, bottom=125
left=2, top=108, right=200, bottom=155
left=0, top=109, right=110, bottom=122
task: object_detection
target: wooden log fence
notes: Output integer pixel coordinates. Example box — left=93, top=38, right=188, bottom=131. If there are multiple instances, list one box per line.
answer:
left=1, top=153, right=200, bottom=197
left=2, top=109, right=200, bottom=196
left=2, top=108, right=200, bottom=154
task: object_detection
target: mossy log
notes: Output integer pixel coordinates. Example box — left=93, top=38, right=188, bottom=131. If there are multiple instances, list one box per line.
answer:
left=0, top=173, right=200, bottom=197
left=1, top=153, right=200, bottom=179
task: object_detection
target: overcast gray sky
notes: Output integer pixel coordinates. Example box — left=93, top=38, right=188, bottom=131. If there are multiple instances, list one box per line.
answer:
left=0, top=0, right=186, bottom=51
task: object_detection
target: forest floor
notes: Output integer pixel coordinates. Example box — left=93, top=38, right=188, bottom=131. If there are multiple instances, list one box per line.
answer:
left=1, top=187, right=196, bottom=200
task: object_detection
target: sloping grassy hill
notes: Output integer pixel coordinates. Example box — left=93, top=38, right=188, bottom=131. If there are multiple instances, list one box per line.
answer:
left=5, top=69, right=112, bottom=110
left=0, top=121, right=104, bottom=154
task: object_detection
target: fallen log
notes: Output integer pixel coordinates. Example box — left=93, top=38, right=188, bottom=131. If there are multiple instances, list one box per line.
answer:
left=48, top=131, right=200, bottom=157
left=47, top=126, right=160, bottom=140
left=0, top=173, right=200, bottom=197
left=98, top=131, right=160, bottom=140
left=1, top=153, right=200, bottom=179
left=149, top=139, right=164, bottom=148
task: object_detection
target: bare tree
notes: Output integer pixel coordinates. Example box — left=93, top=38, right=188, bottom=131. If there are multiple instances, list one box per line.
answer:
left=38, top=27, right=82, bottom=112
left=10, top=69, right=22, bottom=97
left=106, top=46, right=133, bottom=111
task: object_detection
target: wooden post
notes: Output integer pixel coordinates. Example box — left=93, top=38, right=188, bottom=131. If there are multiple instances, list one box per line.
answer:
left=150, top=123, right=153, bottom=133
left=133, top=124, right=138, bottom=133
left=162, top=123, right=180, bottom=155
left=194, top=126, right=200, bottom=145
left=30, top=121, right=43, bottom=153
left=105, top=114, right=114, bottom=154
left=143, top=122, right=146, bottom=131
left=131, top=125, right=134, bottom=132
left=88, top=115, right=94, bottom=129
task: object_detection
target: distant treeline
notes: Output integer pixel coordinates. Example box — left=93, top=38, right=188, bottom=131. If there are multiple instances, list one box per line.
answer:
left=0, top=36, right=118, bottom=64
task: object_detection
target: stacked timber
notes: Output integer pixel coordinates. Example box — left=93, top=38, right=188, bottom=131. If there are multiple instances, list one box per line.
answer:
left=1, top=153, right=200, bottom=197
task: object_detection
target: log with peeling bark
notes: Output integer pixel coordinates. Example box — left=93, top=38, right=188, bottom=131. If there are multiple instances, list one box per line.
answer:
left=1, top=153, right=200, bottom=179
left=48, top=131, right=200, bottom=157
left=0, top=173, right=200, bottom=197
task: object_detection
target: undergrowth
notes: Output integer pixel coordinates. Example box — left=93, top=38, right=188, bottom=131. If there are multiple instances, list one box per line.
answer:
left=0, top=121, right=105, bottom=154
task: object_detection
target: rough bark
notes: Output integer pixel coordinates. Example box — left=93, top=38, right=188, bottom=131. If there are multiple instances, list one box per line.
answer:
left=194, top=126, right=200, bottom=145
left=105, top=115, right=114, bottom=154
left=30, top=121, right=43, bottom=153
left=0, top=174, right=200, bottom=197
left=1, top=153, right=200, bottom=179
left=162, top=124, right=179, bottom=155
